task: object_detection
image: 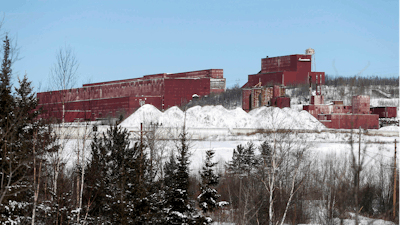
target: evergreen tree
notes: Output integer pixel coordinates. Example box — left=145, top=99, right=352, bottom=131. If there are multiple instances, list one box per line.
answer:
left=164, top=152, right=178, bottom=189
left=83, top=133, right=110, bottom=223
left=0, top=35, right=55, bottom=223
left=165, top=131, right=193, bottom=224
left=225, top=142, right=256, bottom=176
left=0, top=35, right=32, bottom=223
left=163, top=129, right=208, bottom=224
left=198, top=150, right=226, bottom=217
left=225, top=144, right=245, bottom=175
left=243, top=142, right=257, bottom=174
left=0, top=36, right=13, bottom=128
left=84, top=125, right=154, bottom=224
left=258, top=141, right=272, bottom=169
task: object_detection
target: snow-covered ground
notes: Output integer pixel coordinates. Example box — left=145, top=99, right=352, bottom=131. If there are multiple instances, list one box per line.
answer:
left=58, top=104, right=397, bottom=225
left=59, top=105, right=398, bottom=174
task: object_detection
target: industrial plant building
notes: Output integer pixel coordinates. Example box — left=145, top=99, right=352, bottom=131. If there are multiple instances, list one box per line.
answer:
left=241, top=50, right=395, bottom=129
left=37, top=48, right=396, bottom=129
left=37, top=69, right=225, bottom=122
left=241, top=50, right=325, bottom=111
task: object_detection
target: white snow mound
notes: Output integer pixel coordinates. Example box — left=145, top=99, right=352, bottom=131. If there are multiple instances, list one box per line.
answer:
left=379, top=126, right=399, bottom=131
left=119, top=104, right=325, bottom=130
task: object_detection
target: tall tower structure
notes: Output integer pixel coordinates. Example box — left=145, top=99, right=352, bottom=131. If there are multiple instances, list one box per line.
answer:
left=305, top=48, right=316, bottom=72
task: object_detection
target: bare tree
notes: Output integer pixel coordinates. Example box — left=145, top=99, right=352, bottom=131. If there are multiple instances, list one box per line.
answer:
left=49, top=45, right=79, bottom=124
left=48, top=45, right=79, bottom=224
left=75, top=122, right=92, bottom=223
left=257, top=108, right=311, bottom=225
left=143, top=121, right=169, bottom=181
left=349, top=128, right=367, bottom=225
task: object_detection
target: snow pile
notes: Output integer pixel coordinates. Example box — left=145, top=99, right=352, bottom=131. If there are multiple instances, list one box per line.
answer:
left=120, top=104, right=163, bottom=127
left=119, top=104, right=325, bottom=130
left=379, top=125, right=399, bottom=131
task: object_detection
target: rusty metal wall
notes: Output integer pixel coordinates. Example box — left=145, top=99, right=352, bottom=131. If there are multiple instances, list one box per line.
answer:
left=241, top=89, right=251, bottom=112
left=261, top=55, right=293, bottom=73
left=38, top=69, right=224, bottom=122
left=163, top=78, right=211, bottom=109
left=327, top=114, right=379, bottom=129
left=311, top=95, right=324, bottom=105
left=352, top=96, right=371, bottom=114
left=242, top=54, right=325, bottom=90
left=371, top=107, right=397, bottom=118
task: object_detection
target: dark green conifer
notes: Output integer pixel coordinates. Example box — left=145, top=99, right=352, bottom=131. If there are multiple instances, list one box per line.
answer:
left=198, top=150, right=224, bottom=215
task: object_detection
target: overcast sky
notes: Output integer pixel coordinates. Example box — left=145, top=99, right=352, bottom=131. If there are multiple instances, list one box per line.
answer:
left=1, top=0, right=399, bottom=90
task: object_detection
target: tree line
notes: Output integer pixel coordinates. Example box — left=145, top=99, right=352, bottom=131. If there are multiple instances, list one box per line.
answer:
left=325, top=75, right=399, bottom=87
left=182, top=83, right=242, bottom=110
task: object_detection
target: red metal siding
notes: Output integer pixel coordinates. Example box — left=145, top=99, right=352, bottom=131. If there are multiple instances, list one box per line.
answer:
left=331, top=105, right=352, bottom=114
left=261, top=55, right=294, bottom=73
left=128, top=96, right=163, bottom=111
left=304, top=94, right=378, bottom=129
left=320, top=120, right=332, bottom=128
left=311, top=96, right=324, bottom=105
left=37, top=69, right=225, bottom=122
left=242, top=89, right=251, bottom=112
left=370, top=107, right=397, bottom=118
left=293, top=55, right=312, bottom=75
left=274, top=97, right=290, bottom=108
left=39, top=96, right=131, bottom=122
left=244, top=72, right=284, bottom=87
left=352, top=96, right=370, bottom=114
left=243, top=54, right=324, bottom=90
left=327, top=114, right=379, bottom=129
left=163, top=78, right=211, bottom=109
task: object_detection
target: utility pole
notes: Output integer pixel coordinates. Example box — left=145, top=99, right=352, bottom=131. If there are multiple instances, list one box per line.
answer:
left=394, top=139, right=397, bottom=221
left=355, top=127, right=362, bottom=225
left=140, top=123, right=143, bottom=182
left=140, top=123, right=143, bottom=146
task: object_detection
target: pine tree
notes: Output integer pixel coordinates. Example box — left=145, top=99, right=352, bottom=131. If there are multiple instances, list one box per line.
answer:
left=163, top=151, right=178, bottom=211
left=164, top=130, right=193, bottom=224
left=225, top=144, right=245, bottom=175
left=243, top=142, right=256, bottom=175
left=258, top=141, right=272, bottom=169
left=0, top=36, right=13, bottom=128
left=164, top=152, right=178, bottom=189
left=84, top=125, right=154, bottom=224
left=83, top=133, right=110, bottom=223
left=163, top=128, right=208, bottom=224
left=225, top=142, right=256, bottom=176
left=198, top=150, right=226, bottom=217
left=253, top=141, right=273, bottom=193
left=0, top=35, right=55, bottom=223
left=0, top=35, right=31, bottom=223
left=0, top=35, right=13, bottom=139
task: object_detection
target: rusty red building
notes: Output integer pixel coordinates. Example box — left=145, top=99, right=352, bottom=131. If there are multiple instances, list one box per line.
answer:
left=241, top=52, right=382, bottom=129
left=37, top=69, right=225, bottom=122
left=304, top=71, right=400, bottom=129
left=304, top=95, right=379, bottom=129
left=242, top=53, right=325, bottom=111
left=302, top=75, right=380, bottom=129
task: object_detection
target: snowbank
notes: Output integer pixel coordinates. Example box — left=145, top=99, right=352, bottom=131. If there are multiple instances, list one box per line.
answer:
left=119, top=104, right=325, bottom=130
left=379, top=125, right=399, bottom=131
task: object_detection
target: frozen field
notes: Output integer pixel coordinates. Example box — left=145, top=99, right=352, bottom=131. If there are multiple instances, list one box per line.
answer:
left=58, top=104, right=398, bottom=175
